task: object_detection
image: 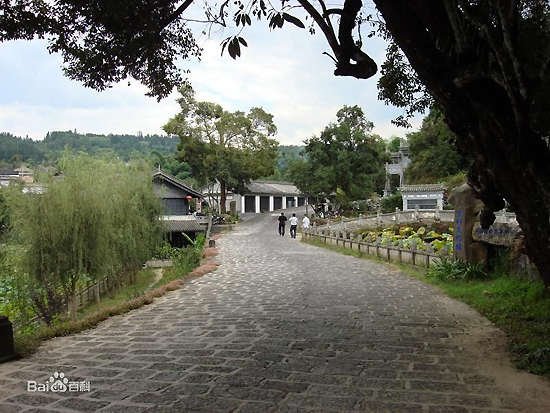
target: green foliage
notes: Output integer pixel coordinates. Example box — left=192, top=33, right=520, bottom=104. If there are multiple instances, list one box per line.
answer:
left=287, top=106, right=387, bottom=206
left=154, top=242, right=177, bottom=260
left=263, top=145, right=305, bottom=181
left=0, top=131, right=181, bottom=166
left=8, top=154, right=163, bottom=323
left=428, top=258, right=489, bottom=281
left=0, top=187, right=12, bottom=237
left=357, top=222, right=453, bottom=253
left=405, top=109, right=471, bottom=184
left=380, top=193, right=403, bottom=213
left=387, top=136, right=402, bottom=152
left=0, top=245, right=36, bottom=328
left=164, top=86, right=279, bottom=212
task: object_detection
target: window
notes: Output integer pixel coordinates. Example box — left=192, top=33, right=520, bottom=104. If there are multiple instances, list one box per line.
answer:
left=163, top=198, right=188, bottom=215
left=407, top=199, right=437, bottom=210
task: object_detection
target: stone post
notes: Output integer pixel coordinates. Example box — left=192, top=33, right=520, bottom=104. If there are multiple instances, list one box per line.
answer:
left=435, top=205, right=441, bottom=220
left=229, top=201, right=237, bottom=217
left=255, top=195, right=260, bottom=213
left=376, top=210, right=381, bottom=225
left=448, top=184, right=485, bottom=262
left=0, top=316, right=15, bottom=362
left=395, top=207, right=400, bottom=223
left=313, top=222, right=317, bottom=234
left=414, top=205, right=419, bottom=221
left=411, top=239, right=417, bottom=266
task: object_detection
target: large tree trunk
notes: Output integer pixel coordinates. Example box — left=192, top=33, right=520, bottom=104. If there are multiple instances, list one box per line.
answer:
left=374, top=0, right=550, bottom=287
left=220, top=180, right=227, bottom=214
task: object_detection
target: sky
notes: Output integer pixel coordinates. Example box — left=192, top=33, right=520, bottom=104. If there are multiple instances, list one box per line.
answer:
left=0, top=7, right=423, bottom=146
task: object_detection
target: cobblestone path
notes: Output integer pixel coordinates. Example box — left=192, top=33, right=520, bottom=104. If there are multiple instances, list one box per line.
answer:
left=1, top=210, right=550, bottom=412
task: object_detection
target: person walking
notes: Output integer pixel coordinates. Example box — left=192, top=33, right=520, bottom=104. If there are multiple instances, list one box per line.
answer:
left=278, top=212, right=287, bottom=236
left=302, top=215, right=310, bottom=230
left=289, top=213, right=299, bottom=239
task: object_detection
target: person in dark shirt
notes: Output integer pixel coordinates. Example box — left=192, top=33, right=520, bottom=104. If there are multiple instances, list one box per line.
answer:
left=278, top=212, right=287, bottom=236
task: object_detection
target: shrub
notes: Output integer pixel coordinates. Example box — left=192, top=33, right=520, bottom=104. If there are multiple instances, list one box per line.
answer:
left=428, top=258, right=489, bottom=281
left=380, top=193, right=403, bottom=213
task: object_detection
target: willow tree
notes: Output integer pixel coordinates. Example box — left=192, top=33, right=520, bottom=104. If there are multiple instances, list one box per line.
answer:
left=164, top=86, right=279, bottom=213
left=9, top=155, right=162, bottom=322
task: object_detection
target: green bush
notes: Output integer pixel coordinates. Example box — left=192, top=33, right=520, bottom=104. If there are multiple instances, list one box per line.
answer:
left=380, top=193, right=403, bottom=213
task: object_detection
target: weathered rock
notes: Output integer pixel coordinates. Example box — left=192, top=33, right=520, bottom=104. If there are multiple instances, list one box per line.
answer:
left=448, top=184, right=484, bottom=262
left=470, top=242, right=488, bottom=267
left=472, top=223, right=522, bottom=247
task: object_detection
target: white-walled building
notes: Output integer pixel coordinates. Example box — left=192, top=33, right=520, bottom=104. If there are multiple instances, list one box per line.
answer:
left=398, top=184, right=445, bottom=211
left=203, top=180, right=307, bottom=214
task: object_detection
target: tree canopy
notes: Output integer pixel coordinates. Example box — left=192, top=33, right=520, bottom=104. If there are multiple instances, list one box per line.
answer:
left=405, top=109, right=471, bottom=184
left=287, top=105, right=387, bottom=208
left=163, top=86, right=279, bottom=213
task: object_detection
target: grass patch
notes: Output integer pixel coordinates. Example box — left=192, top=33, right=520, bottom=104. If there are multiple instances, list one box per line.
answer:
left=302, top=237, right=550, bottom=378
left=77, top=268, right=157, bottom=317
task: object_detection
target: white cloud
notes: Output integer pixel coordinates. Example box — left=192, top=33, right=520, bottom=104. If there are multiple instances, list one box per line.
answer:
left=0, top=18, right=423, bottom=144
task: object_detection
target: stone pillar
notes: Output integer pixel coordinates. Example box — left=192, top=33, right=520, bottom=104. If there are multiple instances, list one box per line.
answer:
left=294, top=196, right=298, bottom=208
left=241, top=195, right=246, bottom=214
left=230, top=201, right=237, bottom=217
left=377, top=210, right=381, bottom=225
left=255, top=195, right=260, bottom=213
left=414, top=205, right=419, bottom=221
left=435, top=205, right=441, bottom=220
left=448, top=184, right=484, bottom=262
left=269, top=196, right=274, bottom=212
left=282, top=196, right=287, bottom=209
left=395, top=207, right=400, bottom=223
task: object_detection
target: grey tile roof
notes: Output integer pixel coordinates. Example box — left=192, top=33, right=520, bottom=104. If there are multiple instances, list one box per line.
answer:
left=201, top=180, right=304, bottom=196
left=162, top=219, right=205, bottom=232
left=153, top=170, right=204, bottom=198
left=398, top=184, right=446, bottom=192
left=0, top=168, right=17, bottom=175
left=246, top=180, right=301, bottom=195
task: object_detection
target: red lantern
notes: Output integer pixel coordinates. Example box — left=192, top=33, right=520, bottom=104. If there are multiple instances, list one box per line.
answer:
left=186, top=195, right=192, bottom=199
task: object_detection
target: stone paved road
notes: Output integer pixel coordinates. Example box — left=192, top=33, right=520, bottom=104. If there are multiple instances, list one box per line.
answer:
left=1, top=210, right=550, bottom=412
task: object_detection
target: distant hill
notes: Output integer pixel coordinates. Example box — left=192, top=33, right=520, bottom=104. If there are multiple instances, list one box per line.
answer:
left=0, top=131, right=179, bottom=166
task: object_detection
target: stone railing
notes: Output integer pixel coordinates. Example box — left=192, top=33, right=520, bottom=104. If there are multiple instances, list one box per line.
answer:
left=317, top=207, right=516, bottom=232
left=303, top=226, right=451, bottom=270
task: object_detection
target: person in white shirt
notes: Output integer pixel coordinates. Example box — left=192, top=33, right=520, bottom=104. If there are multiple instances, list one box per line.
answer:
left=289, top=213, right=299, bottom=238
left=302, top=215, right=310, bottom=230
